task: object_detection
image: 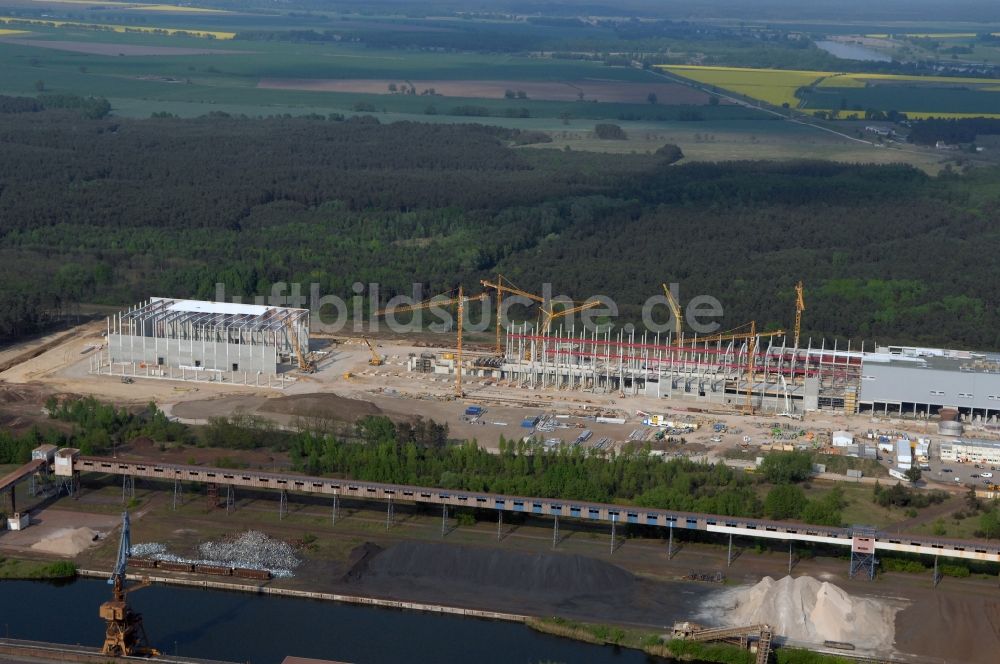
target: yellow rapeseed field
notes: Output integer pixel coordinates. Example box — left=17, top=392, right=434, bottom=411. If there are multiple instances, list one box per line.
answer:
left=816, top=73, right=866, bottom=88
left=0, top=28, right=26, bottom=35
left=30, top=0, right=230, bottom=12
left=0, top=16, right=234, bottom=39
left=657, top=65, right=829, bottom=107
left=902, top=111, right=1000, bottom=119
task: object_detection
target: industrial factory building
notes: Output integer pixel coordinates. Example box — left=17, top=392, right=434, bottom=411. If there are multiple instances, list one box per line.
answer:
left=93, top=298, right=309, bottom=386
left=856, top=346, right=1000, bottom=421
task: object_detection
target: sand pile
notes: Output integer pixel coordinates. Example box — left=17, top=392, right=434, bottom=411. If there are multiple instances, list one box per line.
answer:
left=720, top=576, right=898, bottom=651
left=30, top=527, right=100, bottom=556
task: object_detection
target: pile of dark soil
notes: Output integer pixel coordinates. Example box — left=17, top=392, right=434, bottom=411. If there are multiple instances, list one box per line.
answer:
left=342, top=542, right=383, bottom=582
left=340, top=540, right=712, bottom=627
left=363, top=540, right=634, bottom=598
left=259, top=393, right=381, bottom=422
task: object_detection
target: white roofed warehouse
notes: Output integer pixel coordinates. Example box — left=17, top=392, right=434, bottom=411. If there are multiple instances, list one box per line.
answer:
left=94, top=298, right=309, bottom=387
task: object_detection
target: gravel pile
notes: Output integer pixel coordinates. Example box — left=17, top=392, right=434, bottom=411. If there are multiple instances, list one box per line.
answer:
left=130, top=531, right=301, bottom=578
left=702, top=575, right=899, bottom=652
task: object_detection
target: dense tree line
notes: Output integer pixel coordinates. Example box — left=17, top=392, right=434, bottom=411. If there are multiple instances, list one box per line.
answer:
left=909, top=118, right=1000, bottom=146
left=1, top=104, right=999, bottom=349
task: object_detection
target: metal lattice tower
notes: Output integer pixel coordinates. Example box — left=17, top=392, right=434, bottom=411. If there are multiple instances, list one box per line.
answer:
left=121, top=474, right=135, bottom=504
left=279, top=489, right=288, bottom=520
left=610, top=514, right=617, bottom=555
left=441, top=504, right=448, bottom=537
left=172, top=478, right=182, bottom=511
left=332, top=494, right=339, bottom=526
left=386, top=496, right=394, bottom=530
left=849, top=526, right=877, bottom=580
left=552, top=515, right=560, bottom=550
left=225, top=485, right=234, bottom=513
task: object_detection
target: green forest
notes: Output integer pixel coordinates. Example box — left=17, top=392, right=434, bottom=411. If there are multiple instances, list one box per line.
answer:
left=2, top=98, right=1000, bottom=349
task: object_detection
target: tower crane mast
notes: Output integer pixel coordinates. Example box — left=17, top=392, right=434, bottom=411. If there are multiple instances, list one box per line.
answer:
left=480, top=275, right=545, bottom=356
left=661, top=283, right=683, bottom=341
left=793, top=281, right=806, bottom=349
left=376, top=286, right=487, bottom=397
left=676, top=322, right=785, bottom=416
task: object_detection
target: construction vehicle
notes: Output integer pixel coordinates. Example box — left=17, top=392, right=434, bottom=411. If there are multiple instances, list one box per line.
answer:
left=793, top=280, right=805, bottom=349
left=480, top=274, right=546, bottom=356
left=284, top=318, right=315, bottom=373
left=661, top=282, right=683, bottom=340
left=100, top=511, right=159, bottom=657
left=375, top=286, right=487, bottom=397
left=363, top=336, right=383, bottom=366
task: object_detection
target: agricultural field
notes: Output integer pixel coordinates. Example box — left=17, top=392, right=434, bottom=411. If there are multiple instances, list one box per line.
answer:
left=658, top=65, right=830, bottom=107
left=0, top=16, right=235, bottom=39
left=0, top=18, right=765, bottom=127
left=661, top=64, right=1000, bottom=118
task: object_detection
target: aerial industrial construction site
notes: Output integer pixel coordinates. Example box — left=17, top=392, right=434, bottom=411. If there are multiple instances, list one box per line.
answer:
left=1, top=277, right=1000, bottom=663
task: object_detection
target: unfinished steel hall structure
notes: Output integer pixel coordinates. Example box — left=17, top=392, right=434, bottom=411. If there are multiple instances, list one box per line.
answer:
left=476, top=323, right=861, bottom=415
left=469, top=326, right=1000, bottom=421
left=94, top=298, right=309, bottom=386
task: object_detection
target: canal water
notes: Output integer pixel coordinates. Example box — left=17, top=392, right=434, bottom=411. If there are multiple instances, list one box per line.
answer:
left=0, top=578, right=670, bottom=664
left=815, top=40, right=892, bottom=62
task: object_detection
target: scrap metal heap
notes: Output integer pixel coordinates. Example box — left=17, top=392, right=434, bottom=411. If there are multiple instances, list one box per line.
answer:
left=99, top=511, right=159, bottom=657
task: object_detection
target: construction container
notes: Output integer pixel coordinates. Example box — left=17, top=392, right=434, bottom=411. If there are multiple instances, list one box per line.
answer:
left=6, top=512, right=29, bottom=531
left=465, top=406, right=484, bottom=416
left=31, top=444, right=57, bottom=463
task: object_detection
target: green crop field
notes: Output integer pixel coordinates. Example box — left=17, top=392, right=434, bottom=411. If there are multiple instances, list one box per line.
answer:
left=802, top=85, right=1000, bottom=115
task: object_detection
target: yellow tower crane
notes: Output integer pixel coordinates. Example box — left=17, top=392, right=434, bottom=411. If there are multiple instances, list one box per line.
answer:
left=661, top=283, right=683, bottom=340
left=793, top=281, right=805, bottom=349
left=539, top=300, right=601, bottom=334
left=375, top=286, right=487, bottom=397
left=677, top=322, right=785, bottom=416
left=480, top=274, right=546, bottom=356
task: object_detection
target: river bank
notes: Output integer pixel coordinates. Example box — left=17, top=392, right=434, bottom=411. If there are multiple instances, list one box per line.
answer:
left=0, top=556, right=76, bottom=580
left=0, top=578, right=666, bottom=664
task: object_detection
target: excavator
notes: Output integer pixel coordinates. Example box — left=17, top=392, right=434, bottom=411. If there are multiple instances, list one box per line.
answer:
left=100, top=511, right=159, bottom=657
left=364, top=336, right=384, bottom=366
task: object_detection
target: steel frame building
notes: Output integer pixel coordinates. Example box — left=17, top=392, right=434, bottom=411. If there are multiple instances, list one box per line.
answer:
left=463, top=324, right=864, bottom=415
left=93, top=298, right=309, bottom=386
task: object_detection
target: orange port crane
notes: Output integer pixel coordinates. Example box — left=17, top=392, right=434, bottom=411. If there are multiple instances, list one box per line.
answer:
left=375, top=286, right=487, bottom=397
left=661, top=283, right=683, bottom=340
left=480, top=274, right=546, bottom=356
left=793, top=281, right=805, bottom=349
left=677, top=322, right=785, bottom=416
